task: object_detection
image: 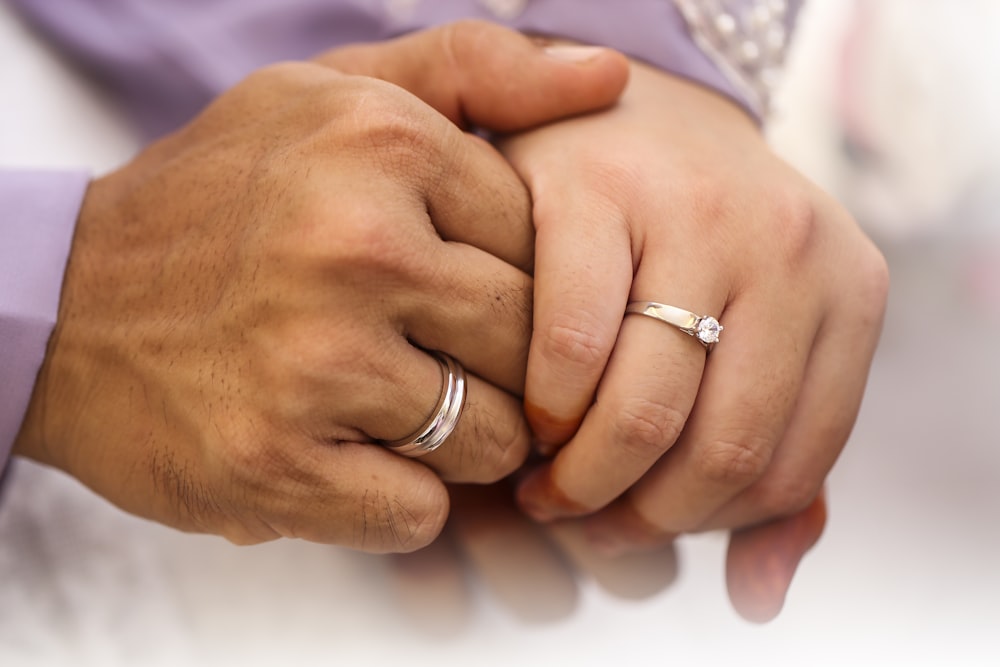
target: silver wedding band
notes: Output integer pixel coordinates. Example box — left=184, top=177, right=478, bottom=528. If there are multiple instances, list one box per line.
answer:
left=382, top=351, right=467, bottom=457
left=625, top=301, right=723, bottom=351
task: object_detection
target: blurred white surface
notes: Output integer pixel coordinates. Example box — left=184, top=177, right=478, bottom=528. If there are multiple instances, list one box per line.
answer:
left=2, top=2, right=999, bottom=666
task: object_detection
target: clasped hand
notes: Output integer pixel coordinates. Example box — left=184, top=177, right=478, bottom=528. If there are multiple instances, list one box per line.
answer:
left=14, top=21, right=888, bottom=622
left=15, top=23, right=627, bottom=550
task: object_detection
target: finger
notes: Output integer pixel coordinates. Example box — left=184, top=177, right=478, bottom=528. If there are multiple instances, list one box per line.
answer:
left=701, top=293, right=884, bottom=530
left=315, top=20, right=630, bottom=132
left=448, top=484, right=578, bottom=624
left=331, top=90, right=536, bottom=272
left=725, top=492, right=827, bottom=623
left=546, top=520, right=678, bottom=601
left=516, top=258, right=724, bottom=521
left=419, top=372, right=530, bottom=484
left=427, top=131, right=536, bottom=273
left=232, top=439, right=450, bottom=553
left=386, top=535, right=471, bottom=638
left=578, top=291, right=817, bottom=550
left=520, top=188, right=634, bottom=448
left=361, top=342, right=530, bottom=485
left=401, top=239, right=533, bottom=396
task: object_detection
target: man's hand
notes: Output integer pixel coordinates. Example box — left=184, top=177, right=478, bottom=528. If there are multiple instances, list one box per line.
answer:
left=13, top=24, right=629, bottom=553
left=500, top=61, right=887, bottom=619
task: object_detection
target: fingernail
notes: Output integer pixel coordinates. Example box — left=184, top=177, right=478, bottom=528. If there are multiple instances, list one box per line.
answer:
left=543, top=45, right=605, bottom=63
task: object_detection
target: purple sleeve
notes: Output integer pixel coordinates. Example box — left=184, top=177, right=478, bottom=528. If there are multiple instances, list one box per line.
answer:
left=7, top=0, right=801, bottom=138
left=0, top=171, right=89, bottom=474
left=394, top=0, right=792, bottom=120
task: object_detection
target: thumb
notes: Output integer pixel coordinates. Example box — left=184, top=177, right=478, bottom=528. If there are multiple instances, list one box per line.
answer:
left=313, top=20, right=630, bottom=132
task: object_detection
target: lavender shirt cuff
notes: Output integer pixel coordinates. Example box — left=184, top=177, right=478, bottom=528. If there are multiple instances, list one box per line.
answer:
left=9, top=0, right=781, bottom=138
left=0, top=170, right=89, bottom=473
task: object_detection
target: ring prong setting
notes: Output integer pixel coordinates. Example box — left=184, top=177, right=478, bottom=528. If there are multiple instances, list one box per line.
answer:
left=696, top=316, right=723, bottom=345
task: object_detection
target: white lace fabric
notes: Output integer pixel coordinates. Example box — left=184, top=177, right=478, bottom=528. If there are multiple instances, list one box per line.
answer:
left=673, top=0, right=792, bottom=116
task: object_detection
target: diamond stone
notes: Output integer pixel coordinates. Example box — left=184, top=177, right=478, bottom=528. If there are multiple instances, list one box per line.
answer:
left=696, top=317, right=723, bottom=344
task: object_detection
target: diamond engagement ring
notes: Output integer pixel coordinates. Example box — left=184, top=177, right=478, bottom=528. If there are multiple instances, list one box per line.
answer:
left=625, top=301, right=723, bottom=350
left=382, top=352, right=467, bottom=457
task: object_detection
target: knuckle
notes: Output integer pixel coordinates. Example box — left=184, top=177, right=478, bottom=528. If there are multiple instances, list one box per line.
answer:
left=580, top=159, right=646, bottom=201
left=539, top=310, right=613, bottom=375
left=332, top=206, right=407, bottom=265
left=696, top=431, right=775, bottom=488
left=342, top=90, right=439, bottom=178
left=752, top=477, right=822, bottom=519
left=613, top=398, right=687, bottom=462
left=353, top=481, right=448, bottom=553
left=677, top=171, right=736, bottom=224
left=475, top=416, right=531, bottom=484
left=279, top=76, right=438, bottom=182
left=821, top=203, right=890, bottom=326
left=858, top=243, right=891, bottom=311
left=288, top=196, right=418, bottom=281
left=532, top=157, right=645, bottom=229
left=770, top=190, right=821, bottom=264
left=436, top=399, right=530, bottom=485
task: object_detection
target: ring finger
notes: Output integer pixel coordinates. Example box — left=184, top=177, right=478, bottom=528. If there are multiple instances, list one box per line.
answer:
left=580, top=289, right=818, bottom=551
left=516, top=255, right=726, bottom=521
left=363, top=340, right=530, bottom=484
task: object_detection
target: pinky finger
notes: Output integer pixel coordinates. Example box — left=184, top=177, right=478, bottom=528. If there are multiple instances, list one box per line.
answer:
left=725, top=491, right=827, bottom=623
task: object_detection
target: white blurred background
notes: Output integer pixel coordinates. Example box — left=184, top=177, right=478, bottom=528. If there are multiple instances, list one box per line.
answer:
left=2, top=1, right=998, bottom=665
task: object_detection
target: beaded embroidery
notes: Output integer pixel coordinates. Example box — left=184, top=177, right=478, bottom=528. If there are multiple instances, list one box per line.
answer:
left=672, top=0, right=792, bottom=116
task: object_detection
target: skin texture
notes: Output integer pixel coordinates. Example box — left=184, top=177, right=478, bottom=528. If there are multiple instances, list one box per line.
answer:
left=13, top=22, right=630, bottom=553
left=13, top=20, right=884, bottom=621
left=500, top=60, right=887, bottom=558
left=394, top=54, right=880, bottom=622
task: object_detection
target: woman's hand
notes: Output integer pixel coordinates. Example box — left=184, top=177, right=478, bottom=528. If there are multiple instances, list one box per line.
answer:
left=500, top=60, right=887, bottom=599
